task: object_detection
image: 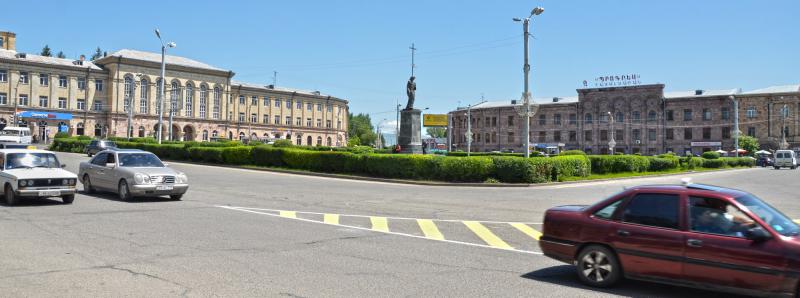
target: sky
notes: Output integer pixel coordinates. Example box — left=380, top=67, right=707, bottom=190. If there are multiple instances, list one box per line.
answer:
left=1, top=0, right=798, bottom=133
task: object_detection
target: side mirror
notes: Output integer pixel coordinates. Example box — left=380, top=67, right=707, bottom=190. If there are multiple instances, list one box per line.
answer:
left=744, top=226, right=771, bottom=242
left=60, top=164, right=66, bottom=168
left=105, top=163, right=116, bottom=168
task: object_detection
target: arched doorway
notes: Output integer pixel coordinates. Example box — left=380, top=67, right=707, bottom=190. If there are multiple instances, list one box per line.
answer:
left=296, top=135, right=302, bottom=145
left=94, top=124, right=102, bottom=137
left=171, top=124, right=181, bottom=141
left=306, top=136, right=312, bottom=146
left=250, top=133, right=258, bottom=142
left=76, top=123, right=84, bottom=136
left=228, top=131, right=233, bottom=140
left=182, top=125, right=194, bottom=141
left=202, top=130, right=209, bottom=141
left=316, top=136, right=322, bottom=146
left=327, top=137, right=332, bottom=146
left=138, top=126, right=145, bottom=138
left=238, top=132, right=245, bottom=141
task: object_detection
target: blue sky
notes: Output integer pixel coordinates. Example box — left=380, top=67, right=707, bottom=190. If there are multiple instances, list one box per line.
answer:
left=2, top=0, right=798, bottom=131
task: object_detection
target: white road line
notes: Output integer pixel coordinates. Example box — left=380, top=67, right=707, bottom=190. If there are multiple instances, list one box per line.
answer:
left=228, top=206, right=539, bottom=225
left=217, top=206, right=543, bottom=255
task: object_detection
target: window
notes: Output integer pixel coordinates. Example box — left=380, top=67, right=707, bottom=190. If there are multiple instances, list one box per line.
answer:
left=746, top=106, right=757, bottom=118
left=781, top=105, right=790, bottom=118
left=585, top=113, right=593, bottom=124
left=584, top=130, right=592, bottom=141
left=77, top=99, right=85, bottom=110
left=633, top=111, right=641, bottom=122
left=0, top=93, right=5, bottom=105
left=199, top=85, right=207, bottom=118
left=689, top=197, right=755, bottom=237
left=275, top=98, right=282, bottom=108
left=554, top=114, right=562, bottom=125
left=238, top=112, right=245, bottom=122
left=722, top=127, right=731, bottom=139
left=538, top=114, right=546, bottom=125
left=77, top=77, right=86, bottom=89
left=508, top=132, right=514, bottom=143
left=274, top=115, right=280, bottom=125
left=297, top=101, right=302, bottom=109
left=287, top=99, right=292, bottom=109
left=58, top=97, right=66, bottom=109
left=337, top=120, right=341, bottom=129
left=600, top=113, right=608, bottom=123
left=95, top=79, right=103, bottom=91
left=263, top=114, right=269, bottom=124
left=492, top=117, right=497, bottom=127
left=684, top=128, right=693, bottom=140
left=39, top=73, right=49, bottom=86
left=170, top=82, right=179, bottom=116
left=93, top=100, right=102, bottom=111
left=485, top=133, right=490, bottom=143
left=666, top=110, right=674, bottom=121
left=508, top=116, right=514, bottom=126
left=123, top=77, right=134, bottom=112
left=615, top=129, right=623, bottom=141
left=569, top=114, right=577, bottom=125
left=0, top=70, right=6, bottom=82
left=615, top=112, right=624, bottom=123
left=326, top=120, right=332, bottom=128
left=703, top=127, right=711, bottom=140
left=648, top=129, right=656, bottom=141
left=317, top=104, right=322, bottom=111
left=594, top=200, right=623, bottom=220
left=307, top=103, right=312, bottom=111
left=39, top=96, right=48, bottom=107
left=19, top=94, right=28, bottom=106
left=19, top=72, right=29, bottom=84
left=251, top=96, right=257, bottom=106
left=140, top=79, right=149, bottom=114
left=666, top=128, right=674, bottom=140
left=316, top=119, right=322, bottom=127
left=58, top=75, right=67, bottom=88
left=286, top=116, right=292, bottom=125
left=747, top=127, right=756, bottom=137
left=213, top=87, right=221, bottom=119
left=307, top=136, right=312, bottom=145
left=648, top=110, right=657, bottom=122
left=316, top=136, right=322, bottom=146
left=306, top=118, right=312, bottom=127
left=239, top=95, right=245, bottom=105
left=569, top=131, right=576, bottom=141
left=633, top=129, right=641, bottom=141
left=296, top=117, right=302, bottom=126
left=485, top=117, right=490, bottom=127
left=600, top=130, right=608, bottom=141
left=202, top=130, right=208, bottom=141
left=622, top=194, right=680, bottom=229
left=185, top=84, right=194, bottom=117
left=683, top=109, right=692, bottom=121
left=702, top=108, right=711, bottom=121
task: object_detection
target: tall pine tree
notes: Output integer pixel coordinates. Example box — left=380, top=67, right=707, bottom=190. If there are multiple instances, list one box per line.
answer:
left=56, top=51, right=66, bottom=59
left=40, top=45, right=52, bottom=57
left=90, top=47, right=103, bottom=60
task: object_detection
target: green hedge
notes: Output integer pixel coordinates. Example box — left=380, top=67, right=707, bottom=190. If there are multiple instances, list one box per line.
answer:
left=589, top=155, right=650, bottom=174
left=559, top=150, right=587, bottom=156
left=701, top=151, right=721, bottom=159
left=647, top=156, right=680, bottom=171
left=437, top=157, right=494, bottom=182
left=702, top=158, right=727, bottom=168
left=551, top=155, right=591, bottom=181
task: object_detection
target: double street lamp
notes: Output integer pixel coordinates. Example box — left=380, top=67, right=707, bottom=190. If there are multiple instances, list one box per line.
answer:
left=513, top=6, right=544, bottom=158
left=608, top=112, right=616, bottom=154
left=155, top=28, right=176, bottom=144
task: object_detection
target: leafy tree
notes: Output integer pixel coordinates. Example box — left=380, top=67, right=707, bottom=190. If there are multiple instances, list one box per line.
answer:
left=347, top=136, right=361, bottom=147
left=426, top=127, right=446, bottom=138
left=40, top=45, right=52, bottom=57
left=56, top=51, right=66, bottom=59
left=347, top=113, right=377, bottom=146
left=738, top=135, right=759, bottom=156
left=90, top=47, right=103, bottom=60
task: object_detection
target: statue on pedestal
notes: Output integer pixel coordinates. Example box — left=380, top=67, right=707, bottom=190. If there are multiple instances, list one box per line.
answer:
left=405, top=76, right=416, bottom=110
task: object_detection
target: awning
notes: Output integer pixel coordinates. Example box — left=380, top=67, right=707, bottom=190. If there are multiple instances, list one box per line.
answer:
left=16, top=111, right=73, bottom=120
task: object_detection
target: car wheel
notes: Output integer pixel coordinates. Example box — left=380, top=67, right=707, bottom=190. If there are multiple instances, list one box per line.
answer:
left=169, top=194, right=183, bottom=201
left=576, top=245, right=621, bottom=288
left=775, top=166, right=780, bottom=170
left=118, top=180, right=132, bottom=201
left=61, top=194, right=74, bottom=204
left=4, top=184, right=17, bottom=206
left=83, top=175, right=96, bottom=194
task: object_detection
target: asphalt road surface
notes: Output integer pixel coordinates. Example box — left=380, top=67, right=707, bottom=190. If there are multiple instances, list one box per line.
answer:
left=0, top=151, right=795, bottom=297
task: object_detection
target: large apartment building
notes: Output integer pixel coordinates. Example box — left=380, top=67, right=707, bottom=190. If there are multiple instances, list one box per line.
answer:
left=0, top=31, right=349, bottom=146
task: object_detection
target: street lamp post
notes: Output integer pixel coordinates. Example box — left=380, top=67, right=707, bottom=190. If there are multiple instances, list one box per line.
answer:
left=608, top=111, right=616, bottom=154
left=781, top=104, right=789, bottom=150
left=155, top=29, right=176, bottom=144
left=513, top=6, right=544, bottom=158
left=730, top=96, right=739, bottom=158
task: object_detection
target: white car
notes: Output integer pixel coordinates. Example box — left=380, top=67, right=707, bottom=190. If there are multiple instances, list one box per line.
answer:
left=0, top=127, right=32, bottom=144
left=774, top=150, right=797, bottom=169
left=0, top=149, right=78, bottom=205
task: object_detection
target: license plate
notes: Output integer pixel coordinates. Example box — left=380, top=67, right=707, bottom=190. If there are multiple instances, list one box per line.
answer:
left=156, top=186, right=173, bottom=191
left=38, top=190, right=60, bottom=197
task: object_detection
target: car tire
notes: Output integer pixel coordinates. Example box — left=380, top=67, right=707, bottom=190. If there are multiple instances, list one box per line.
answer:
left=576, top=245, right=622, bottom=288
left=4, top=184, right=17, bottom=206
left=775, top=166, right=780, bottom=170
left=83, top=175, right=96, bottom=194
left=118, top=180, right=132, bottom=202
left=61, top=195, right=74, bottom=204
left=169, top=194, right=183, bottom=201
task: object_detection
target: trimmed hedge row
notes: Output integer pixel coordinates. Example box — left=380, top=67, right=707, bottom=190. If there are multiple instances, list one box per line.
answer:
left=589, top=155, right=651, bottom=174
left=446, top=151, right=544, bottom=157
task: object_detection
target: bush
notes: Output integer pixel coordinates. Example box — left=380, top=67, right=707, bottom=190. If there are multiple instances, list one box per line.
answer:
left=221, top=146, right=253, bottom=165
left=252, top=146, right=287, bottom=167
left=361, top=154, right=439, bottom=180
left=588, top=155, right=650, bottom=174
left=437, top=157, right=494, bottom=182
left=76, top=135, right=92, bottom=141
left=54, top=132, right=70, bottom=139
left=702, top=159, right=726, bottom=168
left=188, top=147, right=225, bottom=163
left=559, top=150, right=586, bottom=156
left=648, top=157, right=680, bottom=171
left=701, top=151, right=720, bottom=159
left=721, top=157, right=755, bottom=167
left=491, top=157, right=553, bottom=183
left=273, top=139, right=294, bottom=148
left=550, top=155, right=591, bottom=181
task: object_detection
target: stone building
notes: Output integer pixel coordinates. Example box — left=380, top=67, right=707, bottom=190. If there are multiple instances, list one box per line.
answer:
left=448, top=84, right=800, bottom=155
left=0, top=31, right=349, bottom=145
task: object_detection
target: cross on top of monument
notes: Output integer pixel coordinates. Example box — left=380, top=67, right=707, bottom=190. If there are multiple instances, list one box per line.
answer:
left=409, top=43, right=416, bottom=77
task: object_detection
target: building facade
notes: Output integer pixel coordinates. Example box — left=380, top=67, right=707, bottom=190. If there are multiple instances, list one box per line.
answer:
left=0, top=31, right=349, bottom=145
left=448, top=84, right=800, bottom=155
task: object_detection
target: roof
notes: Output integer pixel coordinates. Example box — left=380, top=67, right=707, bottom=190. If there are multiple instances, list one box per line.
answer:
left=741, top=85, right=800, bottom=95
left=0, top=149, right=53, bottom=154
left=629, top=183, right=748, bottom=197
left=456, top=96, right=579, bottom=110
left=102, top=49, right=227, bottom=72
left=664, top=88, right=741, bottom=99
left=0, top=49, right=103, bottom=71
left=231, top=80, right=335, bottom=98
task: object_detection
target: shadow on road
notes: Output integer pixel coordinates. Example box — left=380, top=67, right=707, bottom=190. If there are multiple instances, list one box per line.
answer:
left=521, top=265, right=748, bottom=298
left=80, top=190, right=179, bottom=204
left=0, top=197, right=66, bottom=207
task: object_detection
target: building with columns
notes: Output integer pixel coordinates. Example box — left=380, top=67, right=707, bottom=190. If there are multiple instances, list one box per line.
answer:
left=448, top=83, right=800, bottom=155
left=0, top=31, right=349, bottom=145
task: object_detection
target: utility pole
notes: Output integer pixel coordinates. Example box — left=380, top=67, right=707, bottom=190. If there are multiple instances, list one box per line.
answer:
left=513, top=7, right=544, bottom=158
left=466, top=106, right=472, bottom=156
left=731, top=96, right=739, bottom=157
left=154, top=28, right=175, bottom=144
left=782, top=104, right=789, bottom=149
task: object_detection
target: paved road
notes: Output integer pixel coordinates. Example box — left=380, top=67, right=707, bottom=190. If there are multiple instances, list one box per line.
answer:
left=0, top=152, right=794, bottom=297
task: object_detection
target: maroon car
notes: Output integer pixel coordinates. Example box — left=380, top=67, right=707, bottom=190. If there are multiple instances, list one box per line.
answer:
left=539, top=182, right=800, bottom=297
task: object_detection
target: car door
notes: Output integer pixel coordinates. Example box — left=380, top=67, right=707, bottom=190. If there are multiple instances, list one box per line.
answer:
left=607, top=192, right=685, bottom=280
left=682, top=196, right=787, bottom=293
left=88, top=153, right=110, bottom=190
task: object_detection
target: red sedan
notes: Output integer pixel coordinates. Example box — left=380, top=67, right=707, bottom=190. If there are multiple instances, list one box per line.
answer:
left=539, top=181, right=800, bottom=297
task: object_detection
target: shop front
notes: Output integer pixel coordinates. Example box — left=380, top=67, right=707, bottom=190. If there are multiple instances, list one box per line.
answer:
left=15, top=111, right=73, bottom=143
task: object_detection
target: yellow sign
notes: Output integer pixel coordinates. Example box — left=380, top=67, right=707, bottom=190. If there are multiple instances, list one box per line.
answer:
left=423, top=114, right=448, bottom=127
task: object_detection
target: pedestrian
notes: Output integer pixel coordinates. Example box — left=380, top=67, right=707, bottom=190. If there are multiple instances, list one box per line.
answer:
left=422, top=142, right=427, bottom=154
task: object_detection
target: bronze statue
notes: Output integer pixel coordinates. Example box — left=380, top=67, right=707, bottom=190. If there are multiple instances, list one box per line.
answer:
left=405, top=76, right=416, bottom=110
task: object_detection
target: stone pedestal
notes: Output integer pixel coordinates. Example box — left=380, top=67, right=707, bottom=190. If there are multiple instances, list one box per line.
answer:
left=398, top=109, right=422, bottom=154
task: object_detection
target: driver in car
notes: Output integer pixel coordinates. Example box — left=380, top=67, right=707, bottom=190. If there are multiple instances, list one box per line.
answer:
left=692, top=200, right=754, bottom=237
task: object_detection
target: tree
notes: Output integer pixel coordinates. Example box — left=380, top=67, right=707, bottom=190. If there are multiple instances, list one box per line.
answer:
left=347, top=113, right=377, bottom=146
left=90, top=47, right=103, bottom=60
left=426, top=127, right=446, bottom=138
left=56, top=51, right=66, bottom=59
left=40, top=45, right=52, bottom=57
left=347, top=136, right=361, bottom=147
left=738, top=135, right=759, bottom=156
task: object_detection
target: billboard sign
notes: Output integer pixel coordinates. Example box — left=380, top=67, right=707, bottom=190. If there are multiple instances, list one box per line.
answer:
left=423, top=114, right=448, bottom=127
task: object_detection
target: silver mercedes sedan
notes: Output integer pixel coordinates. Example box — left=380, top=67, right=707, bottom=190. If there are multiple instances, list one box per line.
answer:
left=78, top=149, right=189, bottom=201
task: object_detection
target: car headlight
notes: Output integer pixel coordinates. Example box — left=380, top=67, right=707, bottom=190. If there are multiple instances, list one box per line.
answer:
left=176, top=173, right=188, bottom=184
left=62, top=179, right=69, bottom=185
left=19, top=180, right=27, bottom=187
left=134, top=173, right=151, bottom=184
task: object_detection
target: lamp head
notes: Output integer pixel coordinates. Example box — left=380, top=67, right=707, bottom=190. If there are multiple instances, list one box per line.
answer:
left=154, top=29, right=161, bottom=39
left=531, top=7, right=544, bottom=16
left=167, top=42, right=177, bottom=48
left=512, top=18, right=522, bottom=22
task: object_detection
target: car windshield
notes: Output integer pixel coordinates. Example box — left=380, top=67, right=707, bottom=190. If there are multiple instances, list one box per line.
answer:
left=102, top=141, right=117, bottom=147
left=118, top=153, right=164, bottom=168
left=0, top=130, right=21, bottom=136
left=5, top=153, right=61, bottom=169
left=736, top=194, right=799, bottom=237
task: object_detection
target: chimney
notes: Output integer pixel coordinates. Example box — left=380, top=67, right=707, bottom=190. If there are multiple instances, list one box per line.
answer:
left=552, top=97, right=560, bottom=103
left=0, top=31, right=16, bottom=51
left=267, top=84, right=274, bottom=89
left=695, top=89, right=704, bottom=95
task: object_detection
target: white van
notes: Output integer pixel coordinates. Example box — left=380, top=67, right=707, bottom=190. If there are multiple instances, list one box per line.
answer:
left=0, top=127, right=32, bottom=144
left=773, top=150, right=797, bottom=169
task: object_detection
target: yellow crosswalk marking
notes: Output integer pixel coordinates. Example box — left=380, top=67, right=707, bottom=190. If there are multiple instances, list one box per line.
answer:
left=463, top=221, right=513, bottom=249
left=279, top=211, right=296, bottom=218
left=417, top=219, right=444, bottom=240
left=510, top=223, right=542, bottom=241
left=324, top=214, right=340, bottom=225
left=370, top=217, right=389, bottom=232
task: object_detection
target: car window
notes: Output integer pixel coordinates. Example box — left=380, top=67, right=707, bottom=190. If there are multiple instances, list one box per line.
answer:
left=119, top=153, right=164, bottom=167
left=5, top=153, right=61, bottom=169
left=594, top=200, right=623, bottom=220
left=90, top=140, right=97, bottom=146
left=689, top=197, right=756, bottom=238
left=106, top=153, right=116, bottom=165
left=622, top=193, right=680, bottom=229
left=91, top=153, right=107, bottom=166
left=104, top=141, right=117, bottom=147
left=736, top=194, right=799, bottom=237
